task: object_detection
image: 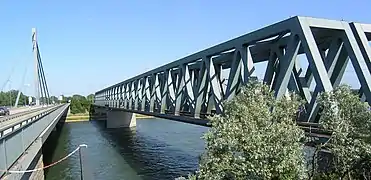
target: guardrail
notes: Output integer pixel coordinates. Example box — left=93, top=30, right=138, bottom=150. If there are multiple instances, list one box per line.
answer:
left=0, top=105, right=60, bottom=135
left=0, top=104, right=68, bottom=177
left=0, top=107, right=46, bottom=123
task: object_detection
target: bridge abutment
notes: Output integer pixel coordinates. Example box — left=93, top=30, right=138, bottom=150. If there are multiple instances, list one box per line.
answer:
left=106, top=110, right=136, bottom=128
left=28, top=152, right=45, bottom=180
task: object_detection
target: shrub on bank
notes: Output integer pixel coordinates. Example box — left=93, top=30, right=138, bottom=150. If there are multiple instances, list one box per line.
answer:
left=177, top=81, right=371, bottom=180
left=70, top=94, right=93, bottom=114
left=311, top=85, right=371, bottom=179
left=180, top=80, right=307, bottom=179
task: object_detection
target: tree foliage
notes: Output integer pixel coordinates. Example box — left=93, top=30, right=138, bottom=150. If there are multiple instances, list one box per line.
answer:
left=178, top=82, right=371, bottom=180
left=194, top=81, right=307, bottom=180
left=313, top=85, right=371, bottom=179
left=87, top=94, right=94, bottom=103
left=69, top=94, right=94, bottom=114
left=50, top=96, right=59, bottom=103
left=0, top=90, right=30, bottom=106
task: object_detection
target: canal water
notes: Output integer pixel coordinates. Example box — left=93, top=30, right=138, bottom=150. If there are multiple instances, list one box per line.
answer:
left=42, top=118, right=208, bottom=180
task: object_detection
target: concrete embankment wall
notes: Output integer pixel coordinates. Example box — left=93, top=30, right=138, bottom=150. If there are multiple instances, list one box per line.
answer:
left=65, top=112, right=153, bottom=123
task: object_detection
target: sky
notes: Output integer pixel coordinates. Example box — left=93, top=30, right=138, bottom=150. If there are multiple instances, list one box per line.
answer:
left=0, top=0, right=370, bottom=97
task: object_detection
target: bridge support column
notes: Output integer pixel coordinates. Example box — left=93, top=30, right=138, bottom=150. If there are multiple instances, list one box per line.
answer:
left=67, top=105, right=71, bottom=115
left=28, top=152, right=45, bottom=180
left=106, top=110, right=136, bottom=128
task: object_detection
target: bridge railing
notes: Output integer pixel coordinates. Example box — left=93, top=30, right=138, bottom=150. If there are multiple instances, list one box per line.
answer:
left=0, top=104, right=68, bottom=176
left=0, top=106, right=50, bottom=123
left=94, top=16, right=371, bottom=122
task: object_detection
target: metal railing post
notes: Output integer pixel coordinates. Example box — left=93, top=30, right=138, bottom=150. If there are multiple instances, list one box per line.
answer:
left=78, top=144, right=91, bottom=180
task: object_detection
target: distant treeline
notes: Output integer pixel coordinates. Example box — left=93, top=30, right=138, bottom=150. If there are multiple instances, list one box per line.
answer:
left=0, top=90, right=59, bottom=107
left=0, top=90, right=28, bottom=106
left=0, top=90, right=95, bottom=115
left=66, top=94, right=94, bottom=114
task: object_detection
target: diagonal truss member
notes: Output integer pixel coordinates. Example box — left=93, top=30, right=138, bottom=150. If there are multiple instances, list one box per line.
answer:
left=94, top=16, right=371, bottom=123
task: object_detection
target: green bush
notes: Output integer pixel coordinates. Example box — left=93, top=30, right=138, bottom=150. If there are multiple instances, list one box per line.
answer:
left=178, top=82, right=371, bottom=180
left=69, top=94, right=94, bottom=114
left=195, top=80, right=307, bottom=180
left=313, top=85, right=371, bottom=179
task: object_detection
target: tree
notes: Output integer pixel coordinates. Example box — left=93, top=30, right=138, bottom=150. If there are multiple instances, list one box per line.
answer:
left=177, top=82, right=371, bottom=180
left=87, top=94, right=94, bottom=103
left=313, top=85, right=371, bottom=179
left=193, top=80, right=307, bottom=180
left=0, top=90, right=29, bottom=106
left=68, top=94, right=94, bottom=114
left=50, top=96, right=59, bottom=104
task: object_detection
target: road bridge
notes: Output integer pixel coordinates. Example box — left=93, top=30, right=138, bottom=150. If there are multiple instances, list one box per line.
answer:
left=0, top=104, right=69, bottom=179
left=93, top=16, right=371, bottom=130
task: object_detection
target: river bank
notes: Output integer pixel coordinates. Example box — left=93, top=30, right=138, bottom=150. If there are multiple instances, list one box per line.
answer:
left=65, top=113, right=153, bottom=122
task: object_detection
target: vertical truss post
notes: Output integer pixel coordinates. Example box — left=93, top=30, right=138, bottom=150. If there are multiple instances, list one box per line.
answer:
left=183, top=64, right=195, bottom=113
left=142, top=77, right=150, bottom=111
left=150, top=74, right=160, bottom=112
left=175, top=65, right=185, bottom=116
left=263, top=50, right=278, bottom=86
left=135, top=79, right=142, bottom=110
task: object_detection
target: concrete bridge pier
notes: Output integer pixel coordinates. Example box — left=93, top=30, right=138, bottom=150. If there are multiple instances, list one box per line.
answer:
left=106, top=110, right=136, bottom=128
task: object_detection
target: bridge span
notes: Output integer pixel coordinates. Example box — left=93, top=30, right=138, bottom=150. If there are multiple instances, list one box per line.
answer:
left=93, top=16, right=371, bottom=127
left=0, top=104, right=69, bottom=180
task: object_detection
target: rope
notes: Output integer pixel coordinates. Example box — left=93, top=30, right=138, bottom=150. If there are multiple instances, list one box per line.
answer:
left=0, top=144, right=88, bottom=174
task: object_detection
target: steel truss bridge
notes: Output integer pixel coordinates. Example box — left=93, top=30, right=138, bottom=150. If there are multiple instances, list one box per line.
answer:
left=94, top=16, right=371, bottom=125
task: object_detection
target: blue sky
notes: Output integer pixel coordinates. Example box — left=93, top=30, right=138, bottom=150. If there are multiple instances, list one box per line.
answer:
left=0, top=0, right=370, bottom=96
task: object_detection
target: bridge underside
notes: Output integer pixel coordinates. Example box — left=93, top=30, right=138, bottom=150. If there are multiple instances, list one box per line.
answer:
left=94, top=16, right=371, bottom=124
left=93, top=104, right=209, bottom=126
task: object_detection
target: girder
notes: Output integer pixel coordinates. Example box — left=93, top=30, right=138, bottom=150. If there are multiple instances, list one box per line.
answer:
left=94, top=16, right=371, bottom=123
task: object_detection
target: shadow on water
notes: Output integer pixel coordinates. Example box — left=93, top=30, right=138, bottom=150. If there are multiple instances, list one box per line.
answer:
left=42, top=110, right=68, bottom=175
left=90, top=119, right=205, bottom=180
left=42, top=106, right=207, bottom=180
